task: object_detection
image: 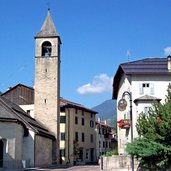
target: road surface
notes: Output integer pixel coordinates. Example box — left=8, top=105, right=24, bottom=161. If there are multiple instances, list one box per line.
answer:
left=25, top=165, right=100, bottom=171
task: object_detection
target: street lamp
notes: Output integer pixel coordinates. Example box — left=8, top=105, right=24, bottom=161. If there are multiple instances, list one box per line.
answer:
left=118, top=91, right=134, bottom=171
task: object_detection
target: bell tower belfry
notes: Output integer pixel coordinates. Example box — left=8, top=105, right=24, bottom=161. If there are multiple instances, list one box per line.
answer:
left=34, top=9, right=61, bottom=163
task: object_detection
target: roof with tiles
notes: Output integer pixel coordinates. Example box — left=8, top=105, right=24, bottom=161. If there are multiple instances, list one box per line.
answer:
left=0, top=96, right=55, bottom=139
left=1, top=84, right=97, bottom=114
left=113, top=58, right=171, bottom=99
left=96, top=120, right=113, bottom=128
left=1, top=83, right=34, bottom=96
left=120, top=58, right=168, bottom=74
left=60, top=97, right=97, bottom=114
left=134, top=95, right=161, bottom=103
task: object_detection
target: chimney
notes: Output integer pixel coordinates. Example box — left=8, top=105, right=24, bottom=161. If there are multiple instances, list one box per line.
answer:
left=167, top=56, right=171, bottom=71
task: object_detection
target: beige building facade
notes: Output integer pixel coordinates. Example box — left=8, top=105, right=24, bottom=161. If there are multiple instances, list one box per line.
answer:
left=59, top=98, right=97, bottom=165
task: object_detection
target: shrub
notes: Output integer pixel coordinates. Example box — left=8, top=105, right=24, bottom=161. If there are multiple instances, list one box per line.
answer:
left=104, top=150, right=118, bottom=157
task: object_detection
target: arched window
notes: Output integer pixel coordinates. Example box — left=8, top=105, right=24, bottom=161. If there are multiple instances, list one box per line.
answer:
left=42, top=41, right=52, bottom=57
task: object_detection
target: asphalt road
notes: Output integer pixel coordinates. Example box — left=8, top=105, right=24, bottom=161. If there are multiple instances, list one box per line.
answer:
left=53, top=165, right=100, bottom=171
left=25, top=165, right=100, bottom=171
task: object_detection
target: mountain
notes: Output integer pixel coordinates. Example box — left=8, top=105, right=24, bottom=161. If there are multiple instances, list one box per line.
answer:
left=92, top=99, right=117, bottom=127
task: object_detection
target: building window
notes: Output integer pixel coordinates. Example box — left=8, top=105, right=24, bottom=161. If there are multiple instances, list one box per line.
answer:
left=144, top=106, right=151, bottom=115
left=106, top=141, right=108, bottom=148
left=90, top=134, right=93, bottom=143
left=79, top=148, right=83, bottom=161
left=99, top=127, right=101, bottom=134
left=82, top=118, right=85, bottom=126
left=82, top=111, right=84, bottom=116
left=75, top=116, right=78, bottom=124
left=109, top=142, right=111, bottom=148
left=82, top=133, right=85, bottom=142
left=102, top=128, right=105, bottom=135
left=75, top=132, right=78, bottom=142
left=91, top=113, right=93, bottom=118
left=86, top=149, right=89, bottom=159
left=60, top=116, right=66, bottom=123
left=150, top=83, right=154, bottom=94
left=75, top=109, right=78, bottom=114
left=103, top=141, right=105, bottom=148
left=99, top=141, right=101, bottom=148
left=42, top=41, right=52, bottom=57
left=90, top=120, right=94, bottom=128
left=0, top=140, right=3, bottom=167
left=61, top=133, right=65, bottom=141
left=61, top=107, right=65, bottom=112
left=139, top=83, right=154, bottom=95
left=143, top=83, right=149, bottom=88
left=26, top=110, right=30, bottom=114
left=60, top=149, right=65, bottom=157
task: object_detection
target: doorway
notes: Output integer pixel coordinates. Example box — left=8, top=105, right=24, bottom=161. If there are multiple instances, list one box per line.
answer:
left=0, top=140, right=3, bottom=167
left=90, top=148, right=94, bottom=162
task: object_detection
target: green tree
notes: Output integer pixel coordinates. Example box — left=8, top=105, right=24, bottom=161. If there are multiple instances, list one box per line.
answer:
left=126, top=84, right=171, bottom=170
left=73, top=140, right=79, bottom=164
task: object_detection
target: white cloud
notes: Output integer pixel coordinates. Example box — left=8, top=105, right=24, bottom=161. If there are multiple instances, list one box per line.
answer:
left=77, top=74, right=113, bottom=94
left=164, top=46, right=171, bottom=56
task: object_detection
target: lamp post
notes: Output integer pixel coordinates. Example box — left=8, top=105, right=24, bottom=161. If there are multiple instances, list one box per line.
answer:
left=118, top=91, right=134, bottom=171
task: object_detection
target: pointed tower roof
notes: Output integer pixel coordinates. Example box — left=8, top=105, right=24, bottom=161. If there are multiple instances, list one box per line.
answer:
left=35, top=9, right=60, bottom=38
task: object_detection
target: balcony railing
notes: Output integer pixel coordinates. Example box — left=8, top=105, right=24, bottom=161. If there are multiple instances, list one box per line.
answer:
left=117, top=119, right=130, bottom=129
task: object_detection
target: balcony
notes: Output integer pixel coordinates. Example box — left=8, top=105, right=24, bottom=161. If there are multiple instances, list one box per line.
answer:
left=117, top=119, right=130, bottom=129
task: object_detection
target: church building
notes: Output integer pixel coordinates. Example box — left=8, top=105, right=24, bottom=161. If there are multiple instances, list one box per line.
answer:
left=0, top=9, right=61, bottom=169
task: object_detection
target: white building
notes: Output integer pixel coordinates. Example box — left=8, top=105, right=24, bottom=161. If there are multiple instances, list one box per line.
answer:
left=112, top=57, right=171, bottom=154
left=95, top=119, right=117, bottom=159
left=0, top=95, right=55, bottom=169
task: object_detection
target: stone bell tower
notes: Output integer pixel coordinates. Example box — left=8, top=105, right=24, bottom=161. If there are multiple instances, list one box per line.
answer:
left=34, top=9, right=61, bottom=163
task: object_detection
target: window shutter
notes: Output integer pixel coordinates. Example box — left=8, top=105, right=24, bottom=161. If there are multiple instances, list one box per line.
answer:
left=150, top=83, right=154, bottom=95
left=139, top=83, right=143, bottom=95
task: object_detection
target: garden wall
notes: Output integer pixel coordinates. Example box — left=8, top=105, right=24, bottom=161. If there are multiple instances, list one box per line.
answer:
left=100, top=155, right=139, bottom=171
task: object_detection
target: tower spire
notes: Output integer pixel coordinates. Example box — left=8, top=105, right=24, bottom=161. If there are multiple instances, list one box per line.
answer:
left=35, top=9, right=59, bottom=38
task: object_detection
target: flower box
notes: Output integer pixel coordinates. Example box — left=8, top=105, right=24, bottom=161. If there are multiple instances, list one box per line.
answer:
left=117, top=119, right=130, bottom=129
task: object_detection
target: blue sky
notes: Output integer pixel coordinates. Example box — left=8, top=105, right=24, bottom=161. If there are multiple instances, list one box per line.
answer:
left=1, top=0, right=171, bottom=108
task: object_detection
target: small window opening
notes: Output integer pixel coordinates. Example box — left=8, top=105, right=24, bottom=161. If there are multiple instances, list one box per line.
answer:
left=142, top=83, right=149, bottom=88
left=26, top=110, right=30, bottom=114
left=42, top=41, right=52, bottom=57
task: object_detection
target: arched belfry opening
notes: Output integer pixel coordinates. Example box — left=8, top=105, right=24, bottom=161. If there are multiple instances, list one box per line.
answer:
left=0, top=139, right=3, bottom=167
left=42, top=41, right=52, bottom=57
